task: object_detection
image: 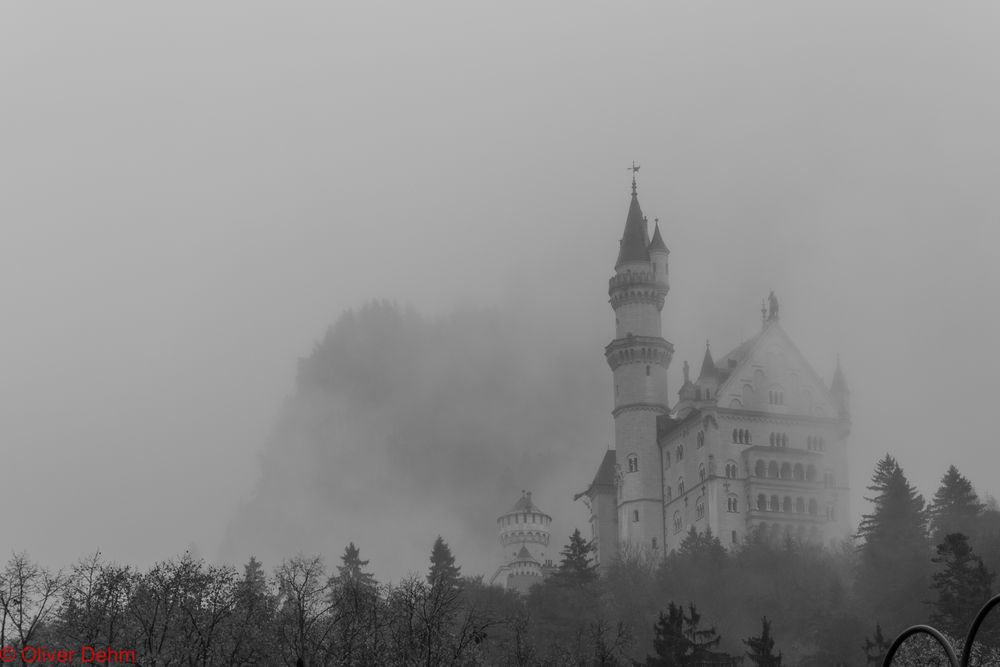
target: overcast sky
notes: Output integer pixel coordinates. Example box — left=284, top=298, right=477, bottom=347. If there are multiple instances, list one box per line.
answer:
left=3, top=2, right=1000, bottom=577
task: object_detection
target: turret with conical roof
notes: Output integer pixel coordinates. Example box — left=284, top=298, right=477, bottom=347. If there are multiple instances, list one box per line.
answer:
left=830, top=357, right=850, bottom=418
left=490, top=491, right=553, bottom=594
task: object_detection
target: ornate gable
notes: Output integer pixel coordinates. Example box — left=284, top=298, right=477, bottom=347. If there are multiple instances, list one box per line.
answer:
left=716, top=322, right=838, bottom=419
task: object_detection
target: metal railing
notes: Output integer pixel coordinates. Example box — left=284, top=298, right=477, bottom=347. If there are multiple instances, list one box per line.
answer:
left=883, top=594, right=1000, bottom=666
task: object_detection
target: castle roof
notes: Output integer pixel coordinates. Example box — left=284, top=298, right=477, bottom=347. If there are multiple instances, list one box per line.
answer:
left=509, top=491, right=539, bottom=513
left=573, top=450, right=616, bottom=500
left=615, top=189, right=650, bottom=268
left=830, top=359, right=849, bottom=396
left=648, top=222, right=668, bottom=253
left=698, top=342, right=716, bottom=380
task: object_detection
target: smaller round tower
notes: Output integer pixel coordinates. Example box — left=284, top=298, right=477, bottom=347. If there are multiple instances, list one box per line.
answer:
left=490, top=491, right=553, bottom=594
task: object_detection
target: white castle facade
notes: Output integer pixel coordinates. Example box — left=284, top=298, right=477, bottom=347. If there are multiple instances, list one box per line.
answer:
left=575, top=176, right=852, bottom=567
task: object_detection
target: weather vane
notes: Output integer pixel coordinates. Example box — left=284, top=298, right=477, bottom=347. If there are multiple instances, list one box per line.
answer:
left=628, top=161, right=640, bottom=194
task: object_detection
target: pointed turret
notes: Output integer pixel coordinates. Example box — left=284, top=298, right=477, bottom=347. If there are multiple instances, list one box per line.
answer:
left=649, top=222, right=668, bottom=253
left=698, top=341, right=716, bottom=380
left=615, top=178, right=651, bottom=269
left=830, top=357, right=850, bottom=418
left=648, top=219, right=670, bottom=286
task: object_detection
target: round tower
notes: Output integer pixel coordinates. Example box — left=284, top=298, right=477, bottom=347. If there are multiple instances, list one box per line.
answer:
left=497, top=491, right=552, bottom=566
left=607, top=171, right=673, bottom=552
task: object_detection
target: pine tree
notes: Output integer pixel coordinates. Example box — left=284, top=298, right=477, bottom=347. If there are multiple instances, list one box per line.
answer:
left=644, top=602, right=722, bottom=666
left=744, top=616, right=782, bottom=666
left=856, top=455, right=931, bottom=624
left=930, top=466, right=984, bottom=545
left=555, top=528, right=598, bottom=586
left=427, top=536, right=461, bottom=589
left=334, top=542, right=376, bottom=589
left=929, top=532, right=995, bottom=638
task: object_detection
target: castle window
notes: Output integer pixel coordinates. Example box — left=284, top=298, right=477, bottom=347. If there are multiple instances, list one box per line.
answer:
left=732, top=429, right=738, bottom=443
left=697, top=431, right=704, bottom=448
left=781, top=433, right=788, bottom=448
left=806, top=464, right=817, bottom=482
left=673, top=511, right=682, bottom=534
left=782, top=496, right=792, bottom=513
left=666, top=486, right=672, bottom=502
left=767, top=461, right=778, bottom=478
left=823, top=472, right=834, bottom=488
left=678, top=478, right=685, bottom=495
left=755, top=460, right=765, bottom=477
left=627, top=454, right=639, bottom=473
left=664, top=452, right=671, bottom=469
left=727, top=496, right=739, bottom=512
left=808, top=498, right=818, bottom=515
left=632, top=510, right=640, bottom=523
left=677, top=445, right=684, bottom=461
left=796, top=497, right=805, bottom=514
left=732, top=530, right=738, bottom=544
left=780, top=462, right=791, bottom=479
left=770, top=433, right=775, bottom=447
left=646, top=365, right=650, bottom=377
left=725, top=462, right=738, bottom=479
left=757, top=494, right=767, bottom=511
left=819, top=436, right=825, bottom=451
left=652, top=537, right=658, bottom=549
left=770, top=494, right=779, bottom=512
left=699, top=463, right=706, bottom=482
left=696, top=497, right=705, bottom=520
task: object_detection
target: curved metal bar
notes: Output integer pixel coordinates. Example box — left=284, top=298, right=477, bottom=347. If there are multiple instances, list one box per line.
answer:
left=882, top=625, right=959, bottom=667
left=959, top=593, right=1000, bottom=667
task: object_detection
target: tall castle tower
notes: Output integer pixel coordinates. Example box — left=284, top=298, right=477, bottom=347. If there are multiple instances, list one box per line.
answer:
left=488, top=491, right=555, bottom=594
left=606, top=169, right=673, bottom=553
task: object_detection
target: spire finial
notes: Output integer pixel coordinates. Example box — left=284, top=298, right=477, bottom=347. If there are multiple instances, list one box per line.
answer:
left=629, top=161, right=640, bottom=196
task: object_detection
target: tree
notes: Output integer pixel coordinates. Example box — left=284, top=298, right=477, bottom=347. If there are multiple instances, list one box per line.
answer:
left=744, top=616, right=782, bottom=666
left=334, top=543, right=376, bottom=590
left=929, top=533, right=995, bottom=639
left=427, top=537, right=461, bottom=590
left=930, top=466, right=984, bottom=545
left=856, top=455, right=931, bottom=625
left=644, top=602, right=722, bottom=666
left=554, top=529, right=598, bottom=587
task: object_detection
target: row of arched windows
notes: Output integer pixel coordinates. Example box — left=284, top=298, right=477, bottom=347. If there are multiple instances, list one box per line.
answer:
left=769, top=389, right=784, bottom=405
left=499, top=513, right=550, bottom=528
left=756, top=494, right=818, bottom=515
left=732, top=429, right=752, bottom=444
left=726, top=496, right=739, bottom=512
left=611, top=346, right=666, bottom=366
left=770, top=432, right=788, bottom=448
left=754, top=459, right=818, bottom=482
left=725, top=462, right=738, bottom=478
left=807, top=435, right=826, bottom=451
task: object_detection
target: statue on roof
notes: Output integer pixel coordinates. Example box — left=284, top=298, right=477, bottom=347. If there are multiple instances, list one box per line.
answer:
left=767, top=290, right=779, bottom=321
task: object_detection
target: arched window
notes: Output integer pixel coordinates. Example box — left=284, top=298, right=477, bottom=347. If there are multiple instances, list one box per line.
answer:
left=796, top=497, right=805, bottom=514
left=770, top=494, right=780, bottom=512
left=646, top=365, right=650, bottom=376
left=666, top=486, right=672, bottom=502
left=727, top=496, right=738, bottom=513
left=806, top=464, right=817, bottom=482
left=808, top=498, right=818, bottom=515
left=746, top=430, right=752, bottom=444
left=755, top=460, right=765, bottom=477
left=770, top=432, right=775, bottom=447
left=664, top=452, right=671, bottom=469
left=678, top=478, right=685, bottom=495
left=757, top=494, right=767, bottom=511
left=819, top=436, right=825, bottom=451
left=732, top=429, right=738, bottom=443
left=794, top=463, right=804, bottom=480
left=699, top=463, right=706, bottom=482
left=696, top=497, right=705, bottom=520
left=697, top=431, right=705, bottom=448
left=780, top=462, right=791, bottom=479
left=783, top=496, right=792, bottom=513
left=673, top=511, right=682, bottom=533
left=632, top=510, right=640, bottom=522
left=726, top=461, right=738, bottom=479
left=677, top=445, right=684, bottom=461
left=781, top=433, right=788, bottom=448
left=627, top=454, right=639, bottom=473
left=768, top=461, right=778, bottom=478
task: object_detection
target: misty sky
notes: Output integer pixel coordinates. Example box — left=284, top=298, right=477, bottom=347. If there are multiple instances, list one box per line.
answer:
left=3, top=2, right=1000, bottom=580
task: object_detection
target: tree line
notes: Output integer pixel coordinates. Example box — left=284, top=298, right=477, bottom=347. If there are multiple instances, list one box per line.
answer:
left=1, top=457, right=998, bottom=665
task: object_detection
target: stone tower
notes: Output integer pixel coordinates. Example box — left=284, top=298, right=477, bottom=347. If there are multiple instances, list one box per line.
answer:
left=488, top=491, right=554, bottom=594
left=606, top=171, right=673, bottom=552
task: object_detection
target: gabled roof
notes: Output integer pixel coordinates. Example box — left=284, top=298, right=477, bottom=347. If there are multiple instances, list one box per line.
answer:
left=574, top=450, right=616, bottom=500
left=648, top=222, right=668, bottom=253
left=515, top=545, right=537, bottom=562
left=615, top=192, right=650, bottom=268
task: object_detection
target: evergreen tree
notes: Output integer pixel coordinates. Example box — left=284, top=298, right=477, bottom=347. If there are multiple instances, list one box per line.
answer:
left=333, top=542, right=376, bottom=589
left=644, top=602, right=722, bottom=666
left=554, top=529, right=598, bottom=586
left=743, top=616, right=782, bottom=666
left=856, top=455, right=931, bottom=624
left=929, top=532, right=995, bottom=639
left=930, top=466, right=984, bottom=545
left=427, top=536, right=461, bottom=589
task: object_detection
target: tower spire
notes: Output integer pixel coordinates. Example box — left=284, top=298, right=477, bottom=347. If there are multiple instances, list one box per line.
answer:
left=630, top=161, right=640, bottom=196
left=615, top=163, right=651, bottom=269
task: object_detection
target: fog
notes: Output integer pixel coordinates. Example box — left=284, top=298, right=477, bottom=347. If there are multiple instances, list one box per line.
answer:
left=2, top=2, right=1000, bottom=581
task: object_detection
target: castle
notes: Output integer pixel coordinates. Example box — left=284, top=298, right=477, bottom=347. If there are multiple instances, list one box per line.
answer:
left=575, top=172, right=853, bottom=567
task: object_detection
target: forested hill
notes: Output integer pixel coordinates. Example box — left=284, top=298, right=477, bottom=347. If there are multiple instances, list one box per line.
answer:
left=219, top=299, right=607, bottom=581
